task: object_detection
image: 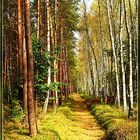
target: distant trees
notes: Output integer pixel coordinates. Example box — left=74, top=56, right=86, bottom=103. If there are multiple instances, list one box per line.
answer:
left=77, top=0, right=137, bottom=116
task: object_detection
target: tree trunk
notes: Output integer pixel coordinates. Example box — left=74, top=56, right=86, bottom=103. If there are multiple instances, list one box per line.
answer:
left=128, top=0, right=134, bottom=110
left=118, top=0, right=127, bottom=112
left=44, top=0, right=47, bottom=49
left=3, top=39, right=7, bottom=87
left=37, top=0, right=40, bottom=40
left=83, top=0, right=95, bottom=96
left=24, top=0, right=37, bottom=136
left=22, top=0, right=28, bottom=119
left=49, top=7, right=55, bottom=109
left=54, top=0, right=58, bottom=106
left=97, top=0, right=105, bottom=98
left=43, top=0, right=51, bottom=113
left=17, top=0, right=23, bottom=76
left=58, top=8, right=63, bottom=106
left=106, top=0, right=120, bottom=107
left=123, top=0, right=134, bottom=115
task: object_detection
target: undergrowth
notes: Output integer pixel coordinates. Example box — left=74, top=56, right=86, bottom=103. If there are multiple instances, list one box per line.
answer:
left=80, top=93, right=93, bottom=100
left=4, top=95, right=97, bottom=140
left=90, top=104, right=137, bottom=140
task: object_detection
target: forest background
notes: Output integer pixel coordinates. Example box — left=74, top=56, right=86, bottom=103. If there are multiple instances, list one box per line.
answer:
left=1, top=1, right=139, bottom=139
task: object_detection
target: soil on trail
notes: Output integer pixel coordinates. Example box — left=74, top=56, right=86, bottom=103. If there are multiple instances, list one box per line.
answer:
left=70, top=93, right=106, bottom=140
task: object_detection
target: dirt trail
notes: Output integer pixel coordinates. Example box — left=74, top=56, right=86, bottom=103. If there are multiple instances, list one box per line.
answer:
left=70, top=93, right=106, bottom=140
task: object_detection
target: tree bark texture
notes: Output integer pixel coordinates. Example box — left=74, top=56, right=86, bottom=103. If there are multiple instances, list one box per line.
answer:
left=24, top=0, right=37, bottom=136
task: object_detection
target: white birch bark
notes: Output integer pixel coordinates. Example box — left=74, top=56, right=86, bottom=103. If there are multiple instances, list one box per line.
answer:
left=123, top=0, right=133, bottom=110
left=106, top=0, right=120, bottom=107
left=97, top=0, right=106, bottom=99
left=119, top=0, right=127, bottom=111
left=83, top=0, right=95, bottom=96
left=43, top=0, right=51, bottom=113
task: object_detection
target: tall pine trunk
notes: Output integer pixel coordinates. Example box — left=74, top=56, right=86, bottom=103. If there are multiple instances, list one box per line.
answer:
left=54, top=0, right=58, bottom=106
left=22, top=0, right=28, bottom=121
left=17, top=0, right=23, bottom=76
left=24, top=0, right=37, bottom=136
left=37, top=0, right=40, bottom=40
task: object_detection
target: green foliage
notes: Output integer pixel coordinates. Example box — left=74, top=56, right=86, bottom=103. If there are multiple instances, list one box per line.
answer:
left=80, top=93, right=91, bottom=99
left=90, top=104, right=137, bottom=140
left=32, top=38, right=69, bottom=96
left=8, top=100, right=25, bottom=122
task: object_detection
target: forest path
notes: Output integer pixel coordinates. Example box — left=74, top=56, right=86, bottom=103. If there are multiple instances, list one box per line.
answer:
left=69, top=93, right=106, bottom=140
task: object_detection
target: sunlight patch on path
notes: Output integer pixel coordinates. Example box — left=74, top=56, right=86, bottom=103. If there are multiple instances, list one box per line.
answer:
left=69, top=93, right=106, bottom=140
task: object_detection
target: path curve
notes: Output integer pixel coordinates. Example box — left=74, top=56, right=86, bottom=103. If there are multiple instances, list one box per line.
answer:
left=70, top=93, right=106, bottom=140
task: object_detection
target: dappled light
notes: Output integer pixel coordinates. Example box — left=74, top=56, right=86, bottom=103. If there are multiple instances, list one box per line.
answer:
left=3, top=0, right=137, bottom=139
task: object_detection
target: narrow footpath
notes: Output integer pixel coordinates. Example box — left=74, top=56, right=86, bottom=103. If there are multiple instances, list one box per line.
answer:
left=70, top=93, right=106, bottom=140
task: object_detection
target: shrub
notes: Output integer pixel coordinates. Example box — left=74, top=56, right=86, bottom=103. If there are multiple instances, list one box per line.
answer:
left=8, top=100, right=25, bottom=122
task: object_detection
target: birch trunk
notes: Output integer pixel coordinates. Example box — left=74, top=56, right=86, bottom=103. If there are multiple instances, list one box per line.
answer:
left=123, top=0, right=133, bottom=113
left=83, top=0, right=95, bottom=96
left=97, top=0, right=105, bottom=99
left=119, top=0, right=127, bottom=112
left=43, top=0, right=51, bottom=113
left=128, top=0, right=134, bottom=110
left=106, top=0, right=120, bottom=107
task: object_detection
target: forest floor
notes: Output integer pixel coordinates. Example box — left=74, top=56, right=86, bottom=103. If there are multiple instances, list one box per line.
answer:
left=4, top=93, right=137, bottom=140
left=4, top=93, right=107, bottom=140
left=69, top=93, right=106, bottom=140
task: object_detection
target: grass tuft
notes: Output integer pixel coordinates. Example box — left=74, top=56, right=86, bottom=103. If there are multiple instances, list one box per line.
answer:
left=90, top=104, right=137, bottom=140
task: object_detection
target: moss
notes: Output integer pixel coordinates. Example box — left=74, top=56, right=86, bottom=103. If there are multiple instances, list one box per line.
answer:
left=90, top=104, right=137, bottom=140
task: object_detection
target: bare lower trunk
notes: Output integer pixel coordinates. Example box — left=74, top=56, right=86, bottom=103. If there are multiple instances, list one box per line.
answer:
left=54, top=0, right=58, bottom=106
left=24, top=0, right=37, bottom=136
left=17, top=0, right=23, bottom=76
left=106, top=0, right=120, bottom=107
left=37, top=0, right=40, bottom=40
left=22, top=0, right=27, bottom=114
left=43, top=92, right=50, bottom=113
left=123, top=0, right=134, bottom=116
left=83, top=0, right=95, bottom=95
left=43, top=0, right=51, bottom=113
left=119, top=0, right=127, bottom=112
left=97, top=0, right=105, bottom=99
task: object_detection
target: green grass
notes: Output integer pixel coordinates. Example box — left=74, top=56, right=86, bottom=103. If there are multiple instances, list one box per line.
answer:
left=4, top=96, right=101, bottom=140
left=80, top=93, right=93, bottom=100
left=90, top=104, right=137, bottom=140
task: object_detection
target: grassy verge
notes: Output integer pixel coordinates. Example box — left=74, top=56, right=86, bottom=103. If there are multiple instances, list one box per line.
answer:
left=90, top=104, right=137, bottom=140
left=3, top=106, right=72, bottom=140
left=3, top=97, right=74, bottom=140
left=80, top=93, right=93, bottom=100
left=4, top=95, right=95, bottom=140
